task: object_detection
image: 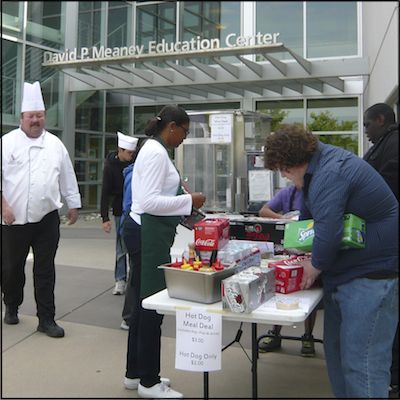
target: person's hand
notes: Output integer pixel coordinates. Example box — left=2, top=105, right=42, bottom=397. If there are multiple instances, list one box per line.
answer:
left=299, top=258, right=321, bottom=290
left=102, top=221, right=112, bottom=233
left=66, top=208, right=79, bottom=225
left=2, top=204, right=15, bottom=225
left=191, top=192, right=206, bottom=209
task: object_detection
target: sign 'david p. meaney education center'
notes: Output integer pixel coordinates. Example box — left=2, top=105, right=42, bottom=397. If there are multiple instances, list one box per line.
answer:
left=42, top=31, right=368, bottom=103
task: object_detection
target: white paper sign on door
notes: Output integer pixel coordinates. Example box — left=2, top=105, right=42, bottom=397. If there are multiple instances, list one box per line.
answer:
left=248, top=169, right=273, bottom=201
left=210, top=114, right=232, bottom=143
left=175, top=308, right=222, bottom=371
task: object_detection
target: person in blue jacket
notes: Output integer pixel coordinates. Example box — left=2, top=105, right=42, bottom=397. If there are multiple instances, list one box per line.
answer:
left=263, top=124, right=398, bottom=399
left=119, top=149, right=138, bottom=330
left=119, top=138, right=146, bottom=330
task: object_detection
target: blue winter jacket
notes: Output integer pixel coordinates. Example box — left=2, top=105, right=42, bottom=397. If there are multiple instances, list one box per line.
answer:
left=119, top=163, right=134, bottom=235
left=301, top=142, right=398, bottom=291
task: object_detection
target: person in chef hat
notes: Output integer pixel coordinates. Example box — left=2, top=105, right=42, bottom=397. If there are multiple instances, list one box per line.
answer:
left=1, top=81, right=82, bottom=338
left=100, top=131, right=138, bottom=311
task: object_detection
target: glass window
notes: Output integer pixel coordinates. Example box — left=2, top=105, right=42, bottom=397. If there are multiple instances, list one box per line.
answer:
left=24, top=45, right=61, bottom=128
left=256, top=100, right=304, bottom=131
left=2, top=124, right=18, bottom=138
left=75, top=132, right=88, bottom=158
left=78, top=184, right=100, bottom=210
left=316, top=134, right=359, bottom=154
left=105, top=135, right=118, bottom=158
left=78, top=1, right=103, bottom=49
left=105, top=92, right=130, bottom=133
left=75, top=160, right=87, bottom=181
left=133, top=105, right=162, bottom=136
left=26, top=2, right=64, bottom=49
left=181, top=1, right=240, bottom=64
left=307, top=98, right=358, bottom=131
left=107, top=3, right=129, bottom=47
left=307, top=98, right=359, bottom=154
left=75, top=132, right=103, bottom=160
left=180, top=102, right=240, bottom=112
left=182, top=1, right=240, bottom=45
left=2, top=39, right=21, bottom=118
left=76, top=91, right=104, bottom=131
left=1, top=1, right=24, bottom=38
left=307, top=2, right=357, bottom=58
left=88, top=136, right=102, bottom=159
left=256, top=2, right=303, bottom=60
left=136, top=3, right=176, bottom=51
left=76, top=131, right=103, bottom=209
left=256, top=98, right=360, bottom=154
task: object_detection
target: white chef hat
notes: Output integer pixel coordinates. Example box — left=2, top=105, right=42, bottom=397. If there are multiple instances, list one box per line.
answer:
left=117, top=131, right=138, bottom=151
left=21, top=81, right=45, bottom=113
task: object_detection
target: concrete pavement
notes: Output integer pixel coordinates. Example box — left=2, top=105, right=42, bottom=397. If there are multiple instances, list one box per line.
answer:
left=1, top=214, right=333, bottom=398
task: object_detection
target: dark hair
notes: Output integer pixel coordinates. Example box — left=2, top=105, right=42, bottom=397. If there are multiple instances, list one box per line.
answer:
left=365, top=103, right=395, bottom=124
left=131, top=137, right=147, bottom=163
left=264, top=124, right=318, bottom=170
left=144, top=105, right=189, bottom=137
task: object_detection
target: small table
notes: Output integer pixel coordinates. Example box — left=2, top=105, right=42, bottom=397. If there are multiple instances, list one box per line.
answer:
left=143, top=288, right=323, bottom=399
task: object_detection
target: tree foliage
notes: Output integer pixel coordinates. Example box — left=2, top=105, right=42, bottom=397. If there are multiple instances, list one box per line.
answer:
left=263, top=108, right=288, bottom=131
left=307, top=111, right=357, bottom=131
left=307, top=111, right=358, bottom=154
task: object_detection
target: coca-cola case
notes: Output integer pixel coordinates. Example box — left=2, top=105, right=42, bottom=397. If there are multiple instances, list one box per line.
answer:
left=274, top=264, right=303, bottom=294
left=194, top=218, right=230, bottom=251
left=268, top=255, right=308, bottom=294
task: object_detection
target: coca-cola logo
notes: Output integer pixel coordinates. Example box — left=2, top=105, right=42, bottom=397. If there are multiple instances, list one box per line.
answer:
left=195, top=238, right=215, bottom=247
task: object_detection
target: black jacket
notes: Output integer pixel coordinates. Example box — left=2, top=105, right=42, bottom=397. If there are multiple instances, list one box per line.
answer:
left=100, top=152, right=131, bottom=221
left=363, top=124, right=399, bottom=201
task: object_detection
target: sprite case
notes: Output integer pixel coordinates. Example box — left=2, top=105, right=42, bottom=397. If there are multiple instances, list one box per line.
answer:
left=283, top=213, right=366, bottom=251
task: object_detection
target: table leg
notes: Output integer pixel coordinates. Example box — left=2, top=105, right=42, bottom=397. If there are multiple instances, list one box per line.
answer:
left=252, top=323, right=258, bottom=399
left=203, top=371, right=209, bottom=400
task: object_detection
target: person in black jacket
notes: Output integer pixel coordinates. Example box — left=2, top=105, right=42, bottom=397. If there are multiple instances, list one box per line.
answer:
left=100, top=132, right=138, bottom=298
left=363, top=103, right=398, bottom=200
left=363, top=103, right=399, bottom=397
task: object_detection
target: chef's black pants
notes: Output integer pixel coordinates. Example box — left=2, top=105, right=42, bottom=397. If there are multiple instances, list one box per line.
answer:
left=1, top=210, right=60, bottom=321
left=123, top=216, right=163, bottom=387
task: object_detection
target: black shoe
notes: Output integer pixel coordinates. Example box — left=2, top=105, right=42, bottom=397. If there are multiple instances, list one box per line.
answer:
left=37, top=320, right=65, bottom=338
left=258, top=331, right=282, bottom=353
left=301, top=334, right=316, bottom=357
left=389, top=384, right=399, bottom=398
left=4, top=306, right=19, bottom=325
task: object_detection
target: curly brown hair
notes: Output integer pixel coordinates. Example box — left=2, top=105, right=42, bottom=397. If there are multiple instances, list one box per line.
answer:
left=264, top=125, right=318, bottom=170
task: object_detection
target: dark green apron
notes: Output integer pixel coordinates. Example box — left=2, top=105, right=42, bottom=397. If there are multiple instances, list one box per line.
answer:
left=139, top=138, right=184, bottom=298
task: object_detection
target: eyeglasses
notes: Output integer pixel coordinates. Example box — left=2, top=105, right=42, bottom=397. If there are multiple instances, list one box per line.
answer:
left=179, top=126, right=190, bottom=137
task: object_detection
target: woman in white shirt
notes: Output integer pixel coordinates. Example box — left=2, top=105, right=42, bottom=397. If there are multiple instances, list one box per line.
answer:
left=122, top=105, right=206, bottom=398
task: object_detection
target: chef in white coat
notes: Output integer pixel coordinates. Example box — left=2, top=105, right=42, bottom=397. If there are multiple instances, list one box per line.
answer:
left=1, top=81, right=81, bottom=338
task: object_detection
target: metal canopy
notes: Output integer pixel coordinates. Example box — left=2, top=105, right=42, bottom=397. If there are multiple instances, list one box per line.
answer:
left=43, top=43, right=369, bottom=102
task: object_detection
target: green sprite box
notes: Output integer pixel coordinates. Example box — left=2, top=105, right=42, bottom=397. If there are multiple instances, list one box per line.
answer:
left=283, top=213, right=366, bottom=251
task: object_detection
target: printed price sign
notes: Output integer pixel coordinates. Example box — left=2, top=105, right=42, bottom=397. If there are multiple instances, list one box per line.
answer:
left=210, top=114, right=232, bottom=143
left=175, top=308, right=222, bottom=371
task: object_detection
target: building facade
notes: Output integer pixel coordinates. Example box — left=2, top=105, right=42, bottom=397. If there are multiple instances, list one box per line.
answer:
left=1, top=1, right=398, bottom=210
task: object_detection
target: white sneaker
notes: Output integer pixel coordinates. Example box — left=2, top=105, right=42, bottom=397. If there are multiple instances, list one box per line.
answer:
left=124, top=377, right=170, bottom=390
left=138, top=382, right=182, bottom=398
left=112, top=280, right=126, bottom=295
left=120, top=320, right=129, bottom=330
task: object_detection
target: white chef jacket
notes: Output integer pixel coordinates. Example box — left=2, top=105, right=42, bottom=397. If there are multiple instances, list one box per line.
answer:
left=130, top=138, right=192, bottom=225
left=1, top=128, right=81, bottom=225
